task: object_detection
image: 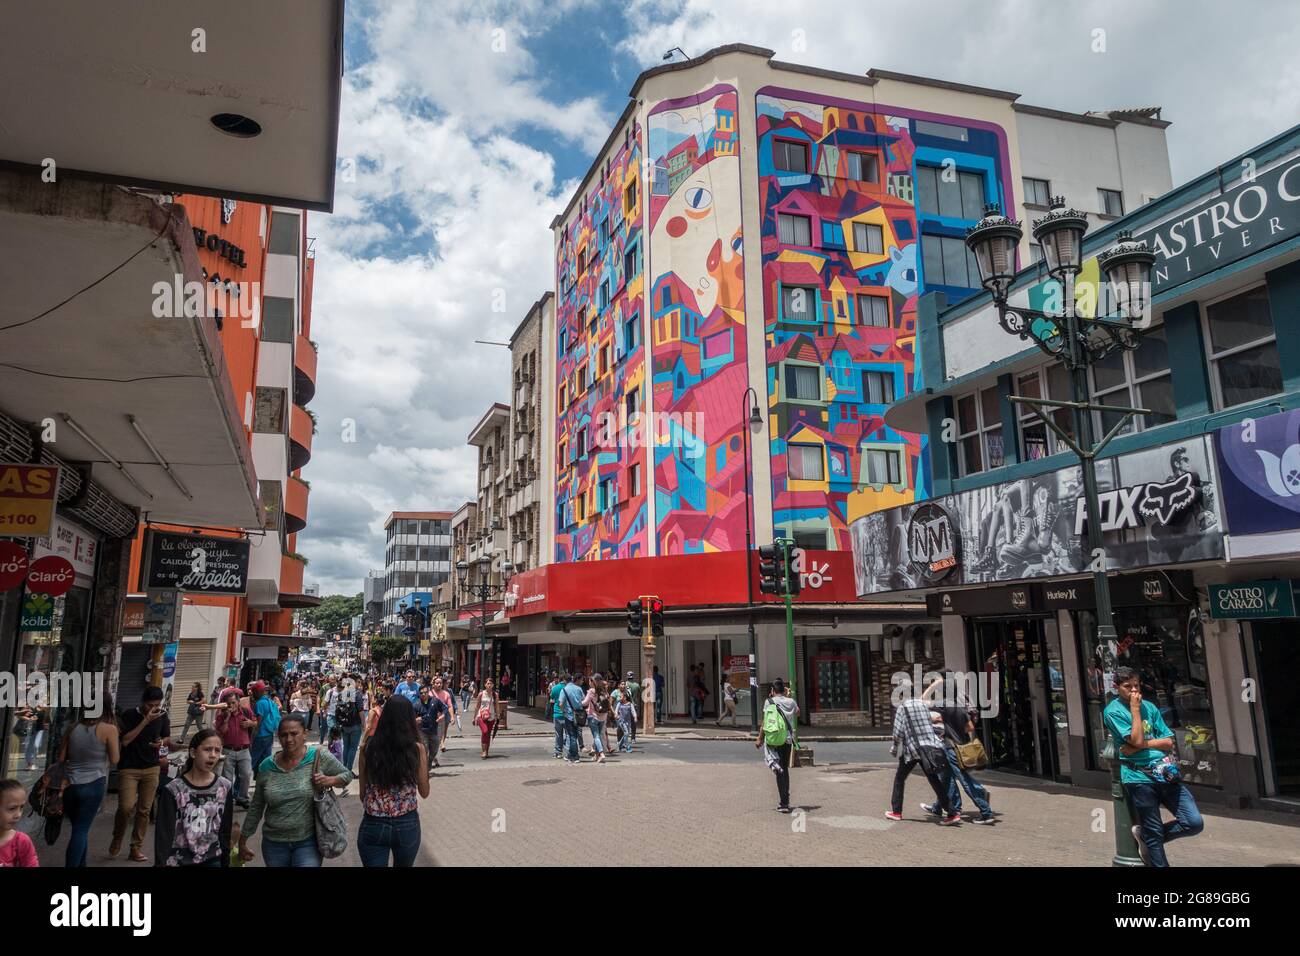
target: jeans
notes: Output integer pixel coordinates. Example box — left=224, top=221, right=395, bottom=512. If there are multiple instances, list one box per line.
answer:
left=319, top=713, right=334, bottom=744
left=24, top=728, right=44, bottom=768
left=420, top=729, right=439, bottom=771
left=890, top=753, right=953, bottom=816
left=180, top=712, right=205, bottom=744
left=250, top=734, right=273, bottom=772
left=113, top=766, right=161, bottom=853
left=221, top=748, right=253, bottom=803
left=341, top=723, right=363, bottom=773
left=616, top=718, right=632, bottom=752
left=553, top=716, right=566, bottom=757
left=261, top=836, right=322, bottom=868
left=942, top=746, right=993, bottom=818
left=1126, top=781, right=1204, bottom=867
left=690, top=697, right=703, bottom=721
left=64, top=777, right=107, bottom=867
left=588, top=718, right=605, bottom=754
left=654, top=694, right=664, bottom=725
left=771, top=743, right=791, bottom=807
left=564, top=717, right=580, bottom=761
left=357, top=811, right=421, bottom=867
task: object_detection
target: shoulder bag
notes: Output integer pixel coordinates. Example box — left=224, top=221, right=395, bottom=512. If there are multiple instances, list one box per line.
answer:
left=310, top=747, right=348, bottom=859
left=953, top=737, right=988, bottom=771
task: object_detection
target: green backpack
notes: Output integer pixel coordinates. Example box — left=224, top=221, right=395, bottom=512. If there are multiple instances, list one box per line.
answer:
left=762, top=703, right=789, bottom=747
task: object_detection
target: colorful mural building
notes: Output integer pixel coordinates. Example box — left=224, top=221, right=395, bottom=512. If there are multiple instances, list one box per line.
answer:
left=524, top=44, right=1171, bottom=727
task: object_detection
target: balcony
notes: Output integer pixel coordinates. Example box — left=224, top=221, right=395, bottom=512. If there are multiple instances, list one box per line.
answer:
left=514, top=432, right=531, bottom=459
left=280, top=552, right=306, bottom=595
left=294, top=334, right=317, bottom=406
left=289, top=403, right=313, bottom=470
left=285, top=475, right=310, bottom=533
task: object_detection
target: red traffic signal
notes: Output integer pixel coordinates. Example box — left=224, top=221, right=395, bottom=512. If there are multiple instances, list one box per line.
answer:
left=649, top=598, right=665, bottom=637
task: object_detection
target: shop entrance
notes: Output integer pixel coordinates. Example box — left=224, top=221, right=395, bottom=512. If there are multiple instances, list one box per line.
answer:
left=683, top=639, right=717, bottom=719
left=969, top=618, right=1063, bottom=779
left=1255, top=620, right=1300, bottom=795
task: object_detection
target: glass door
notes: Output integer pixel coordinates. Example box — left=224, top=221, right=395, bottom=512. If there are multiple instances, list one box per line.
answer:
left=1255, top=621, right=1300, bottom=795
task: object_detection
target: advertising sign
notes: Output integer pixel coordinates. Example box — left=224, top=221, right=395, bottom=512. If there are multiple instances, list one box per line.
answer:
left=121, top=596, right=147, bottom=633
left=1209, top=580, right=1297, bottom=620
left=0, top=541, right=28, bottom=591
left=0, top=464, right=60, bottom=537
left=32, top=515, right=98, bottom=578
left=26, top=556, right=76, bottom=597
left=144, top=531, right=250, bottom=595
left=141, top=589, right=181, bottom=644
left=853, top=436, right=1222, bottom=597
left=1214, top=408, right=1300, bottom=537
left=20, top=592, right=54, bottom=631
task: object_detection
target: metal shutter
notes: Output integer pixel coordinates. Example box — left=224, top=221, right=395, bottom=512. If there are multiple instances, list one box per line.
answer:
left=115, top=644, right=152, bottom=712
left=168, top=640, right=216, bottom=734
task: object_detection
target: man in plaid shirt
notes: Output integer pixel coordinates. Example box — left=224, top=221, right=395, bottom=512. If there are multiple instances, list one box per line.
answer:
left=887, top=676, right=959, bottom=824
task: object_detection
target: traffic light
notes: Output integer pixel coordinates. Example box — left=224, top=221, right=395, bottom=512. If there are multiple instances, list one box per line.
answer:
left=783, top=542, right=801, bottom=596
left=649, top=598, right=665, bottom=638
left=626, top=599, right=644, bottom=637
left=758, top=545, right=780, bottom=594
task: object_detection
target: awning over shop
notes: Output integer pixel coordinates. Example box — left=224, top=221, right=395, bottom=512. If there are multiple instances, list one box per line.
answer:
left=238, top=632, right=323, bottom=649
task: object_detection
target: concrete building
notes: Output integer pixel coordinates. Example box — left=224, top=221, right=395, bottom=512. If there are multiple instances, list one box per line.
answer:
left=853, top=123, right=1300, bottom=807
left=381, top=511, right=453, bottom=634
left=508, top=44, right=1174, bottom=726
left=506, top=294, right=556, bottom=573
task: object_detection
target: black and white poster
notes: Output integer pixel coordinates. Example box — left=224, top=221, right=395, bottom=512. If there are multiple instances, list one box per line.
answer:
left=144, top=531, right=250, bottom=595
left=853, top=436, right=1222, bottom=596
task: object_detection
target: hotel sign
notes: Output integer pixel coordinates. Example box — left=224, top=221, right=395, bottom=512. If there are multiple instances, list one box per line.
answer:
left=1135, top=157, right=1300, bottom=293
left=1209, top=580, right=1297, bottom=620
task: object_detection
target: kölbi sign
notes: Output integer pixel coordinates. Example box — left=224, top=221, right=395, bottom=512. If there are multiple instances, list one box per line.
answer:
left=144, top=531, right=250, bottom=595
left=1134, top=157, right=1300, bottom=293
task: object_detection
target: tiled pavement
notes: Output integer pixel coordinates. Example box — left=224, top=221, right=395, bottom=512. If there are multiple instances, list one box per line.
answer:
left=30, top=735, right=1300, bottom=868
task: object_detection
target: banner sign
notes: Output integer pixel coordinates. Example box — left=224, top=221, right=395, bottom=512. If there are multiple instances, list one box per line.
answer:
left=1214, top=408, right=1300, bottom=537
left=145, top=531, right=249, bottom=594
left=853, top=436, right=1222, bottom=597
left=1209, top=580, right=1297, bottom=620
left=141, top=589, right=181, bottom=644
left=0, top=464, right=60, bottom=537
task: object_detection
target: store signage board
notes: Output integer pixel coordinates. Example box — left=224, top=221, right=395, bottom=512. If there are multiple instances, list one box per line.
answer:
left=0, top=464, right=60, bottom=537
left=32, top=515, right=98, bottom=579
left=1209, top=580, right=1297, bottom=620
left=0, top=541, right=29, bottom=591
left=20, top=593, right=54, bottom=631
left=26, top=556, right=76, bottom=596
left=144, top=531, right=250, bottom=595
left=141, top=588, right=180, bottom=644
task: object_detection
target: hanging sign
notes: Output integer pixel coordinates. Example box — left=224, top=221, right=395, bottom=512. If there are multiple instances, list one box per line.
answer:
left=0, top=464, right=60, bottom=537
left=26, top=556, right=76, bottom=597
left=144, top=531, right=250, bottom=594
left=0, top=541, right=29, bottom=591
left=141, top=588, right=181, bottom=644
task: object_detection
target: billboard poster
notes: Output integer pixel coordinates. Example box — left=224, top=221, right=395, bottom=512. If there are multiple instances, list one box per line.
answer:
left=1214, top=408, right=1300, bottom=536
left=144, top=531, right=250, bottom=595
left=853, top=436, right=1222, bottom=596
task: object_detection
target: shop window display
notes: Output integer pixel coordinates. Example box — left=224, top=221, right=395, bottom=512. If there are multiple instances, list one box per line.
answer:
left=1078, top=605, right=1218, bottom=786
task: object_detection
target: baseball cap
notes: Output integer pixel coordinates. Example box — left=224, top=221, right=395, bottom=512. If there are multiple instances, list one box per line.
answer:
left=626, top=671, right=634, bottom=678
left=219, top=687, right=244, bottom=702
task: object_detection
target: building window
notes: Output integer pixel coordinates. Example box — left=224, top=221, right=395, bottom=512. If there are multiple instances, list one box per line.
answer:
left=921, top=234, right=981, bottom=289
left=773, top=139, right=809, bottom=174
left=1029, top=243, right=1044, bottom=264
left=253, top=386, right=287, bottom=433
left=1023, top=177, right=1051, bottom=206
left=262, top=296, right=295, bottom=343
left=623, top=244, right=639, bottom=281
left=788, top=443, right=825, bottom=480
left=599, top=476, right=615, bottom=511
left=862, top=370, right=895, bottom=404
left=846, top=152, right=879, bottom=183
left=792, top=528, right=827, bottom=551
left=600, top=217, right=610, bottom=244
left=625, top=387, right=638, bottom=423
left=559, top=383, right=567, bottom=408
left=558, top=440, right=567, bottom=465
left=599, top=344, right=609, bottom=377
left=625, top=179, right=637, bottom=213
left=778, top=213, right=813, bottom=246
left=578, top=249, right=587, bottom=274
left=599, top=280, right=610, bottom=310
left=865, top=449, right=902, bottom=485
left=856, top=294, right=889, bottom=328
left=630, top=463, right=642, bottom=497
left=576, top=427, right=586, bottom=458
left=916, top=167, right=985, bottom=220
left=956, top=386, right=1004, bottom=476
left=784, top=364, right=821, bottom=402
left=624, top=314, right=639, bottom=353
left=1204, top=286, right=1283, bottom=408
left=914, top=119, right=969, bottom=142
left=268, top=213, right=300, bottom=256
left=1098, top=188, right=1124, bottom=217
left=576, top=365, right=586, bottom=393
left=1015, top=364, right=1075, bottom=459
left=852, top=221, right=885, bottom=255
left=781, top=285, right=817, bottom=322
left=259, top=480, right=282, bottom=530
left=1090, top=324, right=1175, bottom=434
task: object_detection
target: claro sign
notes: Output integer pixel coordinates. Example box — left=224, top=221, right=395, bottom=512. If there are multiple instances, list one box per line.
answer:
left=1135, top=157, right=1300, bottom=293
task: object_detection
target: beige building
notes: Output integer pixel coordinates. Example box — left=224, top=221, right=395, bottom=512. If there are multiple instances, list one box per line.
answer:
left=506, top=293, right=555, bottom=572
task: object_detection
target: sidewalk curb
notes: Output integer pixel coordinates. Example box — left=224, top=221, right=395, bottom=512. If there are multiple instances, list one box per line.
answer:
left=490, top=732, right=891, bottom=742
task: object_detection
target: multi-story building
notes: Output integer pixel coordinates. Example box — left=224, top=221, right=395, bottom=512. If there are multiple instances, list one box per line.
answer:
left=852, top=123, right=1300, bottom=807
left=509, top=44, right=1173, bottom=726
left=506, top=294, right=556, bottom=573
left=363, top=570, right=385, bottom=632
left=467, top=403, right=511, bottom=577
left=381, top=511, right=453, bottom=633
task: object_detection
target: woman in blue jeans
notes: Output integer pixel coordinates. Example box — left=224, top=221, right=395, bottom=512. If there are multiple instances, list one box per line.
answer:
left=62, top=699, right=121, bottom=867
left=356, top=695, right=428, bottom=866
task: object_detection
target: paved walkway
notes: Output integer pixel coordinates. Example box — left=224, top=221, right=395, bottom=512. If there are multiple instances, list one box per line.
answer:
left=499, top=705, right=888, bottom=741
left=30, top=735, right=1300, bottom=868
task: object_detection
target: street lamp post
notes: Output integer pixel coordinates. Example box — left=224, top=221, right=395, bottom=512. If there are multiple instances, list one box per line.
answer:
left=740, top=387, right=764, bottom=733
left=456, top=554, right=514, bottom=692
left=398, top=596, right=427, bottom=670
left=965, top=198, right=1155, bottom=867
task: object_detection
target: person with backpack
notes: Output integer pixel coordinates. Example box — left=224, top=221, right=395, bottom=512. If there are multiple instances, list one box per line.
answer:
left=755, top=679, right=799, bottom=813
left=1105, top=666, right=1203, bottom=867
left=336, top=677, right=367, bottom=774
left=248, top=682, right=281, bottom=773
left=582, top=676, right=609, bottom=764
left=558, top=673, right=585, bottom=764
left=887, top=676, right=959, bottom=825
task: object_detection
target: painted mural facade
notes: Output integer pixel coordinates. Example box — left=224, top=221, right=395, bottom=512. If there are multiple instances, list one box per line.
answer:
left=553, top=121, right=649, bottom=562
left=756, top=88, right=1014, bottom=550
left=648, top=85, right=750, bottom=555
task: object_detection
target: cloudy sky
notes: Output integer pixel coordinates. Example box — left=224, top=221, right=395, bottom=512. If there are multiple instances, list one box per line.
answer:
left=297, top=0, right=1300, bottom=595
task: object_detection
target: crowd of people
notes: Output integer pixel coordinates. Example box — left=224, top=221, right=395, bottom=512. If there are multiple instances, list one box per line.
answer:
left=546, top=670, right=649, bottom=763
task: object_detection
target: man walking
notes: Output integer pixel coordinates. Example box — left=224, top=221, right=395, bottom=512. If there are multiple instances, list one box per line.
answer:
left=395, top=670, right=421, bottom=704
left=415, top=686, right=448, bottom=773
left=561, top=673, right=586, bottom=763
left=887, top=676, right=959, bottom=825
left=652, top=666, right=665, bottom=725
left=110, top=686, right=178, bottom=862
left=249, top=681, right=281, bottom=771
left=336, top=676, right=366, bottom=773
left=549, top=672, right=567, bottom=759
left=755, top=679, right=799, bottom=813
left=922, top=674, right=994, bottom=824
left=212, top=685, right=256, bottom=808
left=624, top=671, right=641, bottom=742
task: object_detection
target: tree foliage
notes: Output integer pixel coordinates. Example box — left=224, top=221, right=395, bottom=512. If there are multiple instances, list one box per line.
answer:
left=368, top=635, right=408, bottom=666
left=301, top=593, right=363, bottom=635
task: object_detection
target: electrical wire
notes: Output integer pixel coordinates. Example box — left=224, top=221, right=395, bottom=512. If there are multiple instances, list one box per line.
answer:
left=0, top=215, right=175, bottom=334
left=0, top=363, right=204, bottom=384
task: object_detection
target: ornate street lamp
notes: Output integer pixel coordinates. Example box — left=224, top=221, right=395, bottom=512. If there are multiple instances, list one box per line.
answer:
left=458, top=552, right=514, bottom=692
left=965, top=198, right=1156, bottom=867
left=739, top=387, right=764, bottom=732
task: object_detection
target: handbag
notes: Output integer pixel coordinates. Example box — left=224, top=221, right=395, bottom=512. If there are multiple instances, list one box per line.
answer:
left=310, top=748, right=348, bottom=859
left=953, top=737, right=988, bottom=771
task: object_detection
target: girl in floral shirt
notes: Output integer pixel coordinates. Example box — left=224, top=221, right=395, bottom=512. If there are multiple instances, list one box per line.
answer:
left=154, top=728, right=234, bottom=867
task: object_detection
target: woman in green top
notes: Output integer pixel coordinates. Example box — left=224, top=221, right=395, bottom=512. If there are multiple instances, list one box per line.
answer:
left=237, top=713, right=351, bottom=867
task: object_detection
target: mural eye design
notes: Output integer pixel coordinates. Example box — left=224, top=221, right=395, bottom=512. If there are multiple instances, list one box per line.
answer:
left=684, top=186, right=713, bottom=211
left=731, top=234, right=744, bottom=254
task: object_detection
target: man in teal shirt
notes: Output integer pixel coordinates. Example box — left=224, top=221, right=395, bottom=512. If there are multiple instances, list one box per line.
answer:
left=1103, top=666, right=1203, bottom=866
left=549, top=673, right=567, bottom=758
left=250, top=681, right=282, bottom=770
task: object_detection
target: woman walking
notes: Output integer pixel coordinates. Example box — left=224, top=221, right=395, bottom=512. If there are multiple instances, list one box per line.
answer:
left=356, top=695, right=429, bottom=867
left=180, top=682, right=206, bottom=743
left=154, top=728, right=234, bottom=867
left=290, top=682, right=312, bottom=727
left=716, top=676, right=739, bottom=726
left=431, top=676, right=456, bottom=754
left=474, top=678, right=499, bottom=759
left=237, top=714, right=352, bottom=867
left=62, top=694, right=121, bottom=867
left=582, top=676, right=608, bottom=764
